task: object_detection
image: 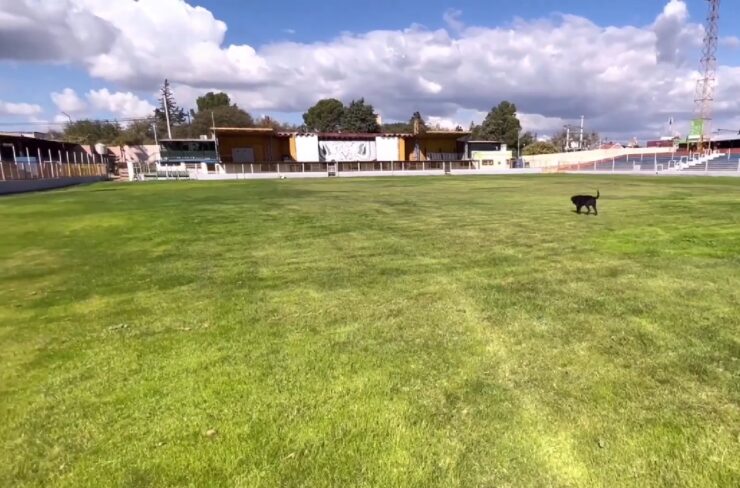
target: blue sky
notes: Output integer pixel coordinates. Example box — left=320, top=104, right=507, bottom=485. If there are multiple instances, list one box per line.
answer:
left=1, top=0, right=738, bottom=138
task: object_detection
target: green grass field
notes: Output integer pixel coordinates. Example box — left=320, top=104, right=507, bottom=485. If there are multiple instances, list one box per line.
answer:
left=1, top=175, right=738, bottom=487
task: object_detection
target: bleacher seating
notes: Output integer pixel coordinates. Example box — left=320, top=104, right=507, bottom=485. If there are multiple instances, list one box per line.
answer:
left=559, top=151, right=740, bottom=173
left=681, top=155, right=740, bottom=172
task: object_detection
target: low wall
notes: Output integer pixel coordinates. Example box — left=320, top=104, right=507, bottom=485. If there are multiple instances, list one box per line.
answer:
left=523, top=147, right=674, bottom=168
left=192, top=168, right=543, bottom=180
left=0, top=176, right=107, bottom=195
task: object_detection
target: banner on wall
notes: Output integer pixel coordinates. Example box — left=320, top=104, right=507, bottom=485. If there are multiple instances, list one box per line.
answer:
left=319, top=141, right=376, bottom=162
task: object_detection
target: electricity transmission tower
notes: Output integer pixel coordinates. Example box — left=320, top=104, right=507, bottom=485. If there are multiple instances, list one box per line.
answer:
left=693, top=0, right=720, bottom=150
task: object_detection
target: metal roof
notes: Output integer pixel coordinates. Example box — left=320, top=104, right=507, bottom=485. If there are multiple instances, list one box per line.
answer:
left=710, top=132, right=740, bottom=142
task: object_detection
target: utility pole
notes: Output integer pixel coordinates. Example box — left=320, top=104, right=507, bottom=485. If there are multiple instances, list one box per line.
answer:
left=579, top=115, right=585, bottom=150
left=163, top=92, right=173, bottom=139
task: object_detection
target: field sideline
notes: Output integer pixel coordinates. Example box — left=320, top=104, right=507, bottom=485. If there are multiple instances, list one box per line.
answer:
left=1, top=175, right=738, bottom=487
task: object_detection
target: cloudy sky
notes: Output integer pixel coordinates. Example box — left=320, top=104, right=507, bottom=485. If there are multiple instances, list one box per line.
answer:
left=1, top=0, right=738, bottom=140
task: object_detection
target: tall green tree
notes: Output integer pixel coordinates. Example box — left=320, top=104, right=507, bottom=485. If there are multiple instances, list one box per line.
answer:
left=190, top=105, right=254, bottom=137
left=196, top=92, right=231, bottom=112
left=472, top=101, right=521, bottom=149
left=340, top=98, right=380, bottom=133
left=154, top=79, right=187, bottom=136
left=303, top=99, right=345, bottom=132
left=62, top=120, right=121, bottom=145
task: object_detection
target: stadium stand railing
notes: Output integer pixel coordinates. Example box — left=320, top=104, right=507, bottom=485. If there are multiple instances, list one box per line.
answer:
left=0, top=160, right=107, bottom=181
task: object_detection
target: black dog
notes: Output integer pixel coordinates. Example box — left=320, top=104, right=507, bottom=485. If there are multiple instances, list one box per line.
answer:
left=571, top=190, right=600, bottom=215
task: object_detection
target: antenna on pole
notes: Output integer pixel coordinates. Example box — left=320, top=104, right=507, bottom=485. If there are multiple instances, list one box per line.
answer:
left=693, top=0, right=720, bottom=151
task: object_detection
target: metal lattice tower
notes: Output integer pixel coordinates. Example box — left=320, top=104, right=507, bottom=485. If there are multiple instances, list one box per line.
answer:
left=694, top=0, right=720, bottom=147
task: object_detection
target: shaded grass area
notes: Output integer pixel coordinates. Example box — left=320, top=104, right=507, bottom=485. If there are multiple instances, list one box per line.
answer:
left=1, top=175, right=738, bottom=487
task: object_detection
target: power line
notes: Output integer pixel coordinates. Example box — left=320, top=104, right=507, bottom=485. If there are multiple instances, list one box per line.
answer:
left=0, top=116, right=158, bottom=127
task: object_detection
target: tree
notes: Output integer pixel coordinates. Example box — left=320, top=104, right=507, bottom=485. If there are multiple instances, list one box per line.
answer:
left=517, top=131, right=535, bottom=156
left=472, top=101, right=521, bottom=149
left=196, top=92, right=231, bottom=112
left=523, top=141, right=559, bottom=156
left=190, top=105, right=254, bottom=136
left=303, top=98, right=345, bottom=132
left=62, top=120, right=121, bottom=145
left=382, top=122, right=412, bottom=133
left=551, top=129, right=600, bottom=151
left=410, top=111, right=428, bottom=135
left=154, top=79, right=187, bottom=136
left=340, top=98, right=380, bottom=133
left=255, top=115, right=300, bottom=131
left=115, top=120, right=156, bottom=146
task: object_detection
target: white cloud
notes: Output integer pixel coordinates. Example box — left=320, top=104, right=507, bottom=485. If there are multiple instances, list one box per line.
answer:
left=720, top=36, right=740, bottom=49
left=2, top=0, right=739, bottom=139
left=518, top=113, right=568, bottom=134
left=652, top=0, right=701, bottom=65
left=53, top=114, right=73, bottom=124
left=51, top=88, right=87, bottom=113
left=86, top=89, right=156, bottom=119
left=0, top=0, right=117, bottom=61
left=0, top=100, right=43, bottom=116
left=443, top=9, right=465, bottom=32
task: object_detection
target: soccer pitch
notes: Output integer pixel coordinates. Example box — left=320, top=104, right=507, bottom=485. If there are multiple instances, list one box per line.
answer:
left=1, top=176, right=738, bottom=487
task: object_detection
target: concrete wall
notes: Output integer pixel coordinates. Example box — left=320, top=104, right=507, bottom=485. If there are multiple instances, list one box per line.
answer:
left=109, top=145, right=160, bottom=163
left=376, top=136, right=401, bottom=161
left=295, top=135, right=320, bottom=162
left=523, top=147, right=674, bottom=168
left=0, top=176, right=106, bottom=195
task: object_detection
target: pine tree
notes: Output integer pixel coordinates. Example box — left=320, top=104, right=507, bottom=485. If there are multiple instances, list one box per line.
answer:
left=155, top=79, right=187, bottom=130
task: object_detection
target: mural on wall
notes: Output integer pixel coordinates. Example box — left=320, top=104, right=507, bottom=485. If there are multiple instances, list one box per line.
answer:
left=319, top=141, right=376, bottom=162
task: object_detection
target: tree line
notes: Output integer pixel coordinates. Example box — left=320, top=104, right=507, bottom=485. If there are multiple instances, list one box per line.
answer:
left=54, top=80, right=598, bottom=156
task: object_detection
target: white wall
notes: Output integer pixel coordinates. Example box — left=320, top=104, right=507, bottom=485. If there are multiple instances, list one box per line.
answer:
left=0, top=176, right=106, bottom=195
left=523, top=147, right=674, bottom=168
left=295, top=135, right=320, bottom=162
left=376, top=137, right=400, bottom=161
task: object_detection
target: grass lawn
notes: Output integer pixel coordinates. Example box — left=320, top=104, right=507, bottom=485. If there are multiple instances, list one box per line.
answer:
left=1, top=175, right=739, bottom=487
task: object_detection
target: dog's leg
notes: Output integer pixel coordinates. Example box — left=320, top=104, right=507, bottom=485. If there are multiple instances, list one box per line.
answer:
left=576, top=205, right=582, bottom=214
left=593, top=204, right=598, bottom=216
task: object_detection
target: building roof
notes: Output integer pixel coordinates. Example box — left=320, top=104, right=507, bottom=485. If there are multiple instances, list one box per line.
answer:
left=313, top=132, right=411, bottom=140
left=417, top=131, right=471, bottom=139
left=214, top=127, right=279, bottom=135
left=213, top=127, right=471, bottom=140
left=710, top=132, right=740, bottom=142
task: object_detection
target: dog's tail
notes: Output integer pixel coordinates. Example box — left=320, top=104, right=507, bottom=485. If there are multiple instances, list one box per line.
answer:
left=596, top=189, right=600, bottom=199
